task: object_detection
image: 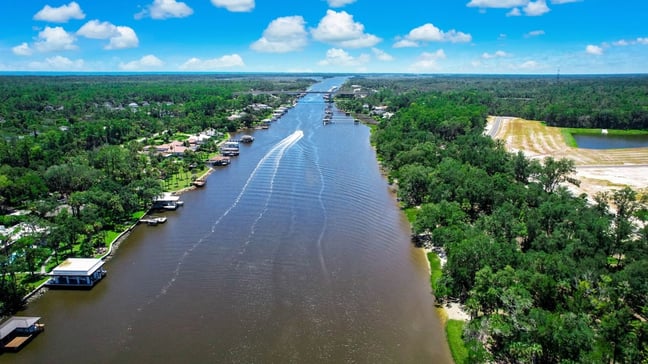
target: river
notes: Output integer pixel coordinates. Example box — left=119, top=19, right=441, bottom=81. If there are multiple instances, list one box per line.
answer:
left=5, top=77, right=451, bottom=363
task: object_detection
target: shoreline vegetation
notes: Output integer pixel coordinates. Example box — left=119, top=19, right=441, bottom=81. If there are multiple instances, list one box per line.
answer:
left=21, top=133, right=227, bottom=305
left=339, top=76, right=648, bottom=363
left=1, top=75, right=311, bottom=316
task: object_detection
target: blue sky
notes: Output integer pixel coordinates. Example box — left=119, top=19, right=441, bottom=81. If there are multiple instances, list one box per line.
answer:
left=1, top=0, right=646, bottom=74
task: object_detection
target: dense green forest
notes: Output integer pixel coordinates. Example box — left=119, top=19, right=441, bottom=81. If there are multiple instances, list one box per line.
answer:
left=0, top=75, right=314, bottom=315
left=342, top=76, right=648, bottom=363
left=339, top=75, right=648, bottom=129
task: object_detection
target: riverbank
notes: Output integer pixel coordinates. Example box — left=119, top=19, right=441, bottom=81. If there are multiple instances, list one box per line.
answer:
left=425, top=248, right=470, bottom=364
left=21, top=160, right=218, bottom=305
left=21, top=121, right=266, bottom=306
left=354, top=104, right=467, bottom=361
left=425, top=247, right=470, bottom=321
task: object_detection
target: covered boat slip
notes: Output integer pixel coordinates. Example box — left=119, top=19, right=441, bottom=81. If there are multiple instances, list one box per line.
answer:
left=152, top=192, right=183, bottom=210
left=47, top=258, right=107, bottom=288
left=0, top=316, right=44, bottom=351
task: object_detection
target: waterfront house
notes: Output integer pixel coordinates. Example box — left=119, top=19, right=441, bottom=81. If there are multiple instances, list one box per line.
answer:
left=0, top=316, right=44, bottom=351
left=152, top=192, right=183, bottom=210
left=47, top=258, right=106, bottom=288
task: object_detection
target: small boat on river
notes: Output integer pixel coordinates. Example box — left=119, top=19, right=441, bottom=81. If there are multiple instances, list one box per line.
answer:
left=192, top=178, right=206, bottom=187
left=140, top=216, right=167, bottom=225
left=240, top=135, right=254, bottom=143
left=209, top=155, right=231, bottom=166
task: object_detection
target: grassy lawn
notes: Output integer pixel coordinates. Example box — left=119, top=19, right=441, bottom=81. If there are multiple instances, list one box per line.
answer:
left=171, top=132, right=191, bottom=140
left=404, top=207, right=418, bottom=223
left=163, top=171, right=195, bottom=190
left=20, top=273, right=49, bottom=290
left=131, top=211, right=146, bottom=220
left=105, top=230, right=121, bottom=245
left=446, top=319, right=469, bottom=364
left=427, top=252, right=442, bottom=293
left=162, top=165, right=210, bottom=191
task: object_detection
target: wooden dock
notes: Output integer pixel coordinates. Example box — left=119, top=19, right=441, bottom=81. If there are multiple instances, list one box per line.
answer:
left=4, top=335, right=32, bottom=350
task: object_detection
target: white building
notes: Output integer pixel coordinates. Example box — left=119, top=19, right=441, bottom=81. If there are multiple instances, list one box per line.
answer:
left=47, top=258, right=107, bottom=288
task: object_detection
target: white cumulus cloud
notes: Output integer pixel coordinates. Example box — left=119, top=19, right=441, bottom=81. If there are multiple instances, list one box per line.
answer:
left=311, top=10, right=381, bottom=48
left=29, top=56, right=84, bottom=70
left=395, top=23, right=471, bottom=47
left=77, top=20, right=139, bottom=49
left=107, top=27, right=139, bottom=49
left=372, top=48, right=394, bottom=61
left=518, top=60, right=539, bottom=69
left=77, top=20, right=118, bottom=39
left=586, top=44, right=604, bottom=55
left=409, top=50, right=446, bottom=72
left=327, top=0, right=357, bottom=7
left=393, top=39, right=419, bottom=48
left=119, top=55, right=164, bottom=70
left=33, top=1, right=85, bottom=23
left=613, top=37, right=648, bottom=46
left=482, top=50, right=509, bottom=59
left=179, top=54, right=245, bottom=70
left=469, top=0, right=558, bottom=16
left=525, top=30, right=545, bottom=37
left=210, top=0, right=254, bottom=12
left=318, top=48, right=370, bottom=67
left=524, top=0, right=550, bottom=16
left=34, top=26, right=78, bottom=52
left=467, top=0, right=528, bottom=8
left=12, top=43, right=33, bottom=56
left=250, top=16, right=308, bottom=53
left=136, top=0, right=193, bottom=20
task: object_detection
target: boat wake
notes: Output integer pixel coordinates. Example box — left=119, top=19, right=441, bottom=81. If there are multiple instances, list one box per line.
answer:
left=304, top=127, right=331, bottom=282
left=236, top=130, right=304, bottom=255
left=140, top=130, right=305, bottom=309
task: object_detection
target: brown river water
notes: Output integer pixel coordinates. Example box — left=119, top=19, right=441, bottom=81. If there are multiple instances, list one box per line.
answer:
left=4, top=77, right=452, bottom=364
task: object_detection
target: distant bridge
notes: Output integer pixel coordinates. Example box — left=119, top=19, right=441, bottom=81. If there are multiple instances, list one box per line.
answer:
left=233, top=90, right=362, bottom=97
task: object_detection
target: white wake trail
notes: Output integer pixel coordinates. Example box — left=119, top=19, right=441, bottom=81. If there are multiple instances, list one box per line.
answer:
left=141, top=130, right=304, bottom=309
left=237, top=130, right=304, bottom=254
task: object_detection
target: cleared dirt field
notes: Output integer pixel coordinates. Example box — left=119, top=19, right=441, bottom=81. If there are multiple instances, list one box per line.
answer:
left=487, top=116, right=648, bottom=198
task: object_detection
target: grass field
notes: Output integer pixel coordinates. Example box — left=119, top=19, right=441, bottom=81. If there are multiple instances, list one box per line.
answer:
left=446, top=319, right=469, bottom=364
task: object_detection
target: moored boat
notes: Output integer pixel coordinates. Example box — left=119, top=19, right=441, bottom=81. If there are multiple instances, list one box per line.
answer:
left=220, top=141, right=240, bottom=156
left=240, top=135, right=254, bottom=143
left=209, top=155, right=231, bottom=166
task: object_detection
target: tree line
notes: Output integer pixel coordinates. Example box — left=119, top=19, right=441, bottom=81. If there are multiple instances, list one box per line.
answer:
left=352, top=77, right=648, bottom=363
left=338, top=75, right=648, bottom=130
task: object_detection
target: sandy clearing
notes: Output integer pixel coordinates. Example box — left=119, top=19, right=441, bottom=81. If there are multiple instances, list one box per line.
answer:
left=432, top=117, right=647, bottom=322
left=488, top=116, right=648, bottom=198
